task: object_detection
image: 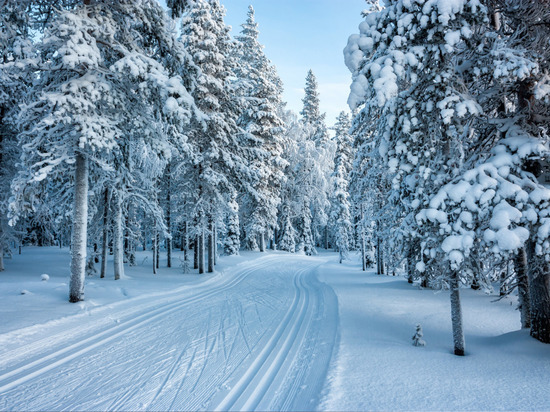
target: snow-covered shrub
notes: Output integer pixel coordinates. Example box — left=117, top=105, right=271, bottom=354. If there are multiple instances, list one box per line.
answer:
left=412, top=324, right=426, bottom=347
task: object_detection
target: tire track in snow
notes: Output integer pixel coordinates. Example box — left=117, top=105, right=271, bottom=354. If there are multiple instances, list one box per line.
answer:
left=0, top=255, right=281, bottom=394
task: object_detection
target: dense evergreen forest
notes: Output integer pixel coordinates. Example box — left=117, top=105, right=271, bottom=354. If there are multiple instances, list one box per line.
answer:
left=1, top=0, right=549, bottom=358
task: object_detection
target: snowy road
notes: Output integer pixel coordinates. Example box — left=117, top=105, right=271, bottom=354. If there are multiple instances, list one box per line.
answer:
left=0, top=254, right=338, bottom=411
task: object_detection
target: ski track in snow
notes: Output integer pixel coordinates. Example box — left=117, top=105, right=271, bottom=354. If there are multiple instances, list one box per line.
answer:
left=0, top=253, right=338, bottom=411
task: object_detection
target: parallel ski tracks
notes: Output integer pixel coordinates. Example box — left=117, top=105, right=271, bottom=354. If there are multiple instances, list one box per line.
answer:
left=0, top=256, right=281, bottom=394
left=212, top=262, right=318, bottom=412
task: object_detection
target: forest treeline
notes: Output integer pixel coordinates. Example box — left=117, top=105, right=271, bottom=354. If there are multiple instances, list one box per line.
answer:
left=0, top=1, right=351, bottom=301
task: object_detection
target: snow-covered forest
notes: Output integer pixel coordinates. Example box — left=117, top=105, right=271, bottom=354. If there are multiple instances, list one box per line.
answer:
left=1, top=0, right=550, bottom=410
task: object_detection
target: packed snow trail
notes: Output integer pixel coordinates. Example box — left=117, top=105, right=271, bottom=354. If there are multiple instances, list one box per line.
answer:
left=0, top=253, right=338, bottom=411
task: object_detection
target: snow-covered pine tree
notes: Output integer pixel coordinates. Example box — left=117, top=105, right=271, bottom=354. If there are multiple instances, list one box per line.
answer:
left=277, top=109, right=304, bottom=252
left=331, top=112, right=353, bottom=263
left=180, top=0, right=247, bottom=273
left=235, top=5, right=285, bottom=252
left=301, top=70, right=328, bottom=147
left=10, top=6, right=118, bottom=302
left=412, top=324, right=426, bottom=347
left=299, top=70, right=333, bottom=249
left=278, top=207, right=297, bottom=253
left=420, top=0, right=550, bottom=342
left=346, top=0, right=488, bottom=355
left=300, top=198, right=315, bottom=256
left=105, top=0, right=194, bottom=280
left=0, top=1, right=36, bottom=271
left=224, top=192, right=240, bottom=255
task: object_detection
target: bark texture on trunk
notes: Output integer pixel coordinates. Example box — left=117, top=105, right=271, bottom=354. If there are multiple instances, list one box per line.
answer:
left=208, top=216, right=214, bottom=273
left=515, top=247, right=531, bottom=328
left=0, top=226, right=4, bottom=272
left=527, top=241, right=550, bottom=343
left=194, top=236, right=199, bottom=269
left=100, top=188, right=109, bottom=279
left=69, top=153, right=89, bottom=302
left=153, top=231, right=157, bottom=275
left=166, top=165, right=172, bottom=268
left=259, top=232, right=265, bottom=253
left=450, top=270, right=465, bottom=356
left=113, top=191, right=124, bottom=281
left=199, top=230, right=205, bottom=274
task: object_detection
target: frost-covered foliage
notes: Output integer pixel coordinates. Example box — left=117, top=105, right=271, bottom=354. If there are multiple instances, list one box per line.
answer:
left=234, top=6, right=286, bottom=252
left=347, top=0, right=550, bottom=346
left=299, top=70, right=334, bottom=248
left=331, top=112, right=354, bottom=263
left=412, top=323, right=426, bottom=347
left=180, top=0, right=248, bottom=271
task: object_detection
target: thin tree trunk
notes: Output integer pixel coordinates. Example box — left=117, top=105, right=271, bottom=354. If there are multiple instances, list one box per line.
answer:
left=325, top=226, right=329, bottom=250
left=100, top=188, right=109, bottom=279
left=153, top=231, right=157, bottom=275
left=450, top=270, right=465, bottom=356
left=360, top=205, right=366, bottom=271
left=0, top=227, right=4, bottom=272
left=407, top=243, right=414, bottom=284
left=113, top=191, right=124, bottom=281
left=69, top=153, right=88, bottom=302
left=0, top=225, right=4, bottom=272
left=208, top=216, right=214, bottom=273
left=194, top=236, right=199, bottom=270
left=526, top=241, right=550, bottom=343
left=515, top=247, right=531, bottom=328
left=213, top=221, right=217, bottom=265
left=199, top=230, right=205, bottom=274
left=166, top=165, right=172, bottom=268
left=259, top=232, right=266, bottom=253
left=156, top=233, right=160, bottom=269
left=183, top=221, right=189, bottom=269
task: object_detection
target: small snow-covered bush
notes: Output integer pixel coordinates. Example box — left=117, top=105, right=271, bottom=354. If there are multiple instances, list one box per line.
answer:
left=41, top=274, right=50, bottom=281
left=412, top=324, right=426, bottom=347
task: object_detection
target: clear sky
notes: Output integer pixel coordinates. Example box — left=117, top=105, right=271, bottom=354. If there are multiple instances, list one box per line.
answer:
left=222, top=0, right=366, bottom=126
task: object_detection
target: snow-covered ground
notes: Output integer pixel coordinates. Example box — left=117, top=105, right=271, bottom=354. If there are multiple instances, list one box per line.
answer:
left=0, top=247, right=548, bottom=411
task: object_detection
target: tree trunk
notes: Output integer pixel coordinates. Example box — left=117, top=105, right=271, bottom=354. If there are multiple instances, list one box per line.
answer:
left=407, top=243, right=415, bottom=284
left=0, top=225, right=4, bottom=272
left=156, top=233, right=160, bottom=269
left=450, top=270, right=465, bottom=356
left=69, top=153, right=89, bottom=302
left=515, top=247, right=531, bottom=329
left=199, top=230, right=205, bottom=274
left=153, top=231, right=157, bottom=275
left=360, top=205, right=366, bottom=271
left=113, top=191, right=124, bottom=281
left=376, top=235, right=382, bottom=275
left=213, top=221, right=217, bottom=265
left=208, top=216, right=214, bottom=273
left=166, top=166, right=172, bottom=268
left=194, top=236, right=199, bottom=269
left=527, top=241, right=550, bottom=343
left=259, top=232, right=266, bottom=253
left=100, top=188, right=109, bottom=279
left=324, top=226, right=329, bottom=250
left=183, top=221, right=189, bottom=270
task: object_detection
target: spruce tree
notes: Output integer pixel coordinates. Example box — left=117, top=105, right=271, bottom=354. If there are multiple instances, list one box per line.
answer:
left=235, top=5, right=285, bottom=252
left=331, top=112, right=353, bottom=263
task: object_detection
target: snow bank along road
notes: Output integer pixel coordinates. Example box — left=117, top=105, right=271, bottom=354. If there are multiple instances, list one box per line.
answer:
left=0, top=254, right=338, bottom=411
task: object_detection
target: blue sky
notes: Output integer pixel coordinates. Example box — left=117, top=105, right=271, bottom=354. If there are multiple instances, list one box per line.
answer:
left=222, top=0, right=366, bottom=126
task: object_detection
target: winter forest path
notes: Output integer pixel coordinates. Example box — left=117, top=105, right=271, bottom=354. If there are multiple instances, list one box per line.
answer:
left=0, top=253, right=338, bottom=411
